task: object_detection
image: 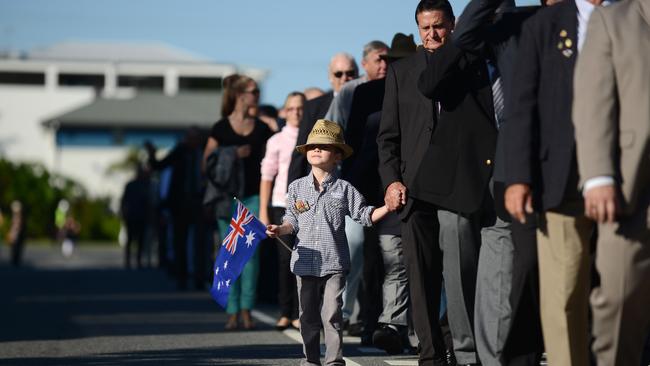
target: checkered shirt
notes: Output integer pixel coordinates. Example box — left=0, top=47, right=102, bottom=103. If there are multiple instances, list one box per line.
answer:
left=284, top=172, right=374, bottom=277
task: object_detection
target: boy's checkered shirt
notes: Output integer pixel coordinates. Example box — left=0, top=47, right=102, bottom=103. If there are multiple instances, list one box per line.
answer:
left=283, top=172, right=374, bottom=277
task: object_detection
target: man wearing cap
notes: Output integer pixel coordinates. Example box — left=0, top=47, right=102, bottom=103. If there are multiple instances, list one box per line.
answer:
left=343, top=33, right=417, bottom=353
left=452, top=0, right=543, bottom=364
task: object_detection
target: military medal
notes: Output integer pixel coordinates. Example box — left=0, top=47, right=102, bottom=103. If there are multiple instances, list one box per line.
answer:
left=295, top=200, right=310, bottom=213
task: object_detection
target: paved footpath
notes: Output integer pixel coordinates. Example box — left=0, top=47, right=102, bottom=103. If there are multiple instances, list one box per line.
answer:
left=0, top=244, right=420, bottom=366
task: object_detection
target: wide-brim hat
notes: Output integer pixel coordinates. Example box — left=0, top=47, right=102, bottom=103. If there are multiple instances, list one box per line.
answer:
left=295, top=119, right=354, bottom=159
left=380, top=33, right=417, bottom=60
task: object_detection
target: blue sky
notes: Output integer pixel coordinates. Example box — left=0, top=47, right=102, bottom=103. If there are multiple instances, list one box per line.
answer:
left=0, top=0, right=536, bottom=107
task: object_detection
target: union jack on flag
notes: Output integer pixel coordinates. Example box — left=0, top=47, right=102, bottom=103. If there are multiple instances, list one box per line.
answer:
left=210, top=199, right=267, bottom=308
left=223, top=202, right=255, bottom=255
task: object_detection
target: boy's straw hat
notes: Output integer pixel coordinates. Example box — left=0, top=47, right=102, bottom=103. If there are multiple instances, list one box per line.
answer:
left=295, top=119, right=353, bottom=159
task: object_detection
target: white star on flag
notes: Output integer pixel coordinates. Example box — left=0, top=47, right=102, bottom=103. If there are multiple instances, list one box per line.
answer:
left=215, top=267, right=219, bottom=276
left=225, top=279, right=231, bottom=287
left=245, top=231, right=256, bottom=247
left=223, top=260, right=228, bottom=269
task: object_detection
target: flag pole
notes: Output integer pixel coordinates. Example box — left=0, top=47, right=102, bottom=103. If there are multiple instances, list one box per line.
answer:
left=234, top=197, right=293, bottom=252
left=275, top=236, right=293, bottom=252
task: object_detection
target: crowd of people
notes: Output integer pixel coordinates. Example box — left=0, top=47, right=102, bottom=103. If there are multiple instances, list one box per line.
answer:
left=117, top=0, right=650, bottom=365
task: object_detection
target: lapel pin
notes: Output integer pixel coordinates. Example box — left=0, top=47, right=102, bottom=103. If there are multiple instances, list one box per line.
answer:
left=295, top=200, right=310, bottom=213
left=565, top=38, right=573, bottom=48
left=562, top=49, right=573, bottom=58
left=557, top=41, right=564, bottom=50
left=560, top=29, right=568, bottom=37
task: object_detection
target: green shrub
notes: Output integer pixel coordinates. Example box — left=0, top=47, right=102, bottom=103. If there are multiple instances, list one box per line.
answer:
left=0, top=159, right=119, bottom=241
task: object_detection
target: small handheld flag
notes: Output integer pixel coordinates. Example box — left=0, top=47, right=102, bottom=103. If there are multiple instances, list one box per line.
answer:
left=210, top=199, right=267, bottom=308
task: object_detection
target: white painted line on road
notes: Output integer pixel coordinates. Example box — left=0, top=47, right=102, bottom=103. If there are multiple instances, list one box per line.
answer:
left=357, top=346, right=384, bottom=354
left=252, top=309, right=362, bottom=366
left=343, top=335, right=361, bottom=344
left=384, top=361, right=418, bottom=365
left=251, top=309, right=276, bottom=325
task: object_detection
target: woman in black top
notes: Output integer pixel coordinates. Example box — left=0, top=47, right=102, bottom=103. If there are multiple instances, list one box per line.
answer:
left=203, top=74, right=273, bottom=330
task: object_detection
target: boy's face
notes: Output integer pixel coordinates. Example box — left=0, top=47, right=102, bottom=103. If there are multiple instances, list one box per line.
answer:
left=306, top=145, right=342, bottom=170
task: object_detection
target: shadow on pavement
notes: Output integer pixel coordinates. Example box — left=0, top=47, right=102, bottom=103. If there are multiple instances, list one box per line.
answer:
left=0, top=344, right=303, bottom=366
left=0, top=263, right=231, bottom=342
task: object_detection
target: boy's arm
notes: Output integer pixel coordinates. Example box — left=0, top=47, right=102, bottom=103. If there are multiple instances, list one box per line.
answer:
left=346, top=185, right=376, bottom=227
left=370, top=205, right=389, bottom=224
left=281, top=182, right=299, bottom=234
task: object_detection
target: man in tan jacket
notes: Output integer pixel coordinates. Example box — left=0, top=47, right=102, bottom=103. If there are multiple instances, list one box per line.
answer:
left=572, top=0, right=650, bottom=365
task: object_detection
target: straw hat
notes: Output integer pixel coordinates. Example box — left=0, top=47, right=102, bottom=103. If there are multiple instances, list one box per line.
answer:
left=295, top=119, right=354, bottom=159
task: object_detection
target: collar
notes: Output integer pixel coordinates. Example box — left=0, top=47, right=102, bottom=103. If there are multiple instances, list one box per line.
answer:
left=308, top=170, right=338, bottom=190
left=576, top=0, right=596, bottom=21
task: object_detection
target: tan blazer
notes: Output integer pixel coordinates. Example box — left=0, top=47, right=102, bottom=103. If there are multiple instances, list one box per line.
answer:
left=572, top=0, right=650, bottom=215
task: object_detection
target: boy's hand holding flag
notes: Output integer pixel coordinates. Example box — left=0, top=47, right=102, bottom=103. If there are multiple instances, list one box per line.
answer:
left=210, top=199, right=267, bottom=308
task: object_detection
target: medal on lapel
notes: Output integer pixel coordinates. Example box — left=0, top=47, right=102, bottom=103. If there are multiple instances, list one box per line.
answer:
left=558, top=29, right=573, bottom=58
left=295, top=200, right=310, bottom=213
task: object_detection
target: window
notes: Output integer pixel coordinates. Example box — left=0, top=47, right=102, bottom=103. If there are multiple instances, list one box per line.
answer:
left=59, top=73, right=104, bottom=88
left=179, top=76, right=222, bottom=92
left=0, top=72, right=45, bottom=85
left=118, top=75, right=163, bottom=90
left=57, top=128, right=114, bottom=147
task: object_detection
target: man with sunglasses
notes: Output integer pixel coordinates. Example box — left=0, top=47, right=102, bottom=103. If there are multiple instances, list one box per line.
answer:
left=287, top=53, right=358, bottom=186
left=325, top=41, right=388, bottom=130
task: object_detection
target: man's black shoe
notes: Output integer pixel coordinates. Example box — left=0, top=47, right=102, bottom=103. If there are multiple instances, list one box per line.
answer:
left=347, top=322, right=364, bottom=337
left=372, top=324, right=403, bottom=355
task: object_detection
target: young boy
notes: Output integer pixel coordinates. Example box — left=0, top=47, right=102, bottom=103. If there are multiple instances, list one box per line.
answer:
left=267, top=119, right=389, bottom=366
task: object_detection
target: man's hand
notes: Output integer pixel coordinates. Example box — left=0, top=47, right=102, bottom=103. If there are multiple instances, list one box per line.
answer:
left=584, top=185, right=619, bottom=224
left=385, top=181, right=407, bottom=212
left=505, top=183, right=534, bottom=224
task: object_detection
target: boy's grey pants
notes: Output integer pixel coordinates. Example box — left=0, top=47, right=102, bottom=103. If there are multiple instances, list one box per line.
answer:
left=297, top=273, right=346, bottom=366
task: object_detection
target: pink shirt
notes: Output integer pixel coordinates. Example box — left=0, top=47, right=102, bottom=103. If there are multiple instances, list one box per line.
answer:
left=260, top=124, right=299, bottom=207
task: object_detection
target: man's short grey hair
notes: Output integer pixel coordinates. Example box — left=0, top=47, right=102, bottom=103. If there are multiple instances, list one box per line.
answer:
left=329, top=52, right=358, bottom=73
left=362, top=40, right=389, bottom=60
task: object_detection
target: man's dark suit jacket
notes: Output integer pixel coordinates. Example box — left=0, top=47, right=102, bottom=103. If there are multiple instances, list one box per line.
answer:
left=417, top=42, right=498, bottom=215
left=505, top=0, right=580, bottom=211
left=377, top=48, right=437, bottom=220
left=342, top=78, right=385, bottom=206
left=453, top=0, right=540, bottom=219
left=287, top=91, right=334, bottom=184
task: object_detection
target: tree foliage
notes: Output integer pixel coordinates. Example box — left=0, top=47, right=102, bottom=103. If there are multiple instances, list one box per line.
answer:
left=0, top=159, right=120, bottom=241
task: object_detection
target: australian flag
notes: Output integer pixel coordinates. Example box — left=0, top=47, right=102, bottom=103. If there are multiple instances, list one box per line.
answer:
left=210, top=199, right=267, bottom=308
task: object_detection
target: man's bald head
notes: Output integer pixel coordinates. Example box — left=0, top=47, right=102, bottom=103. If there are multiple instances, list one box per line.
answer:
left=328, top=53, right=358, bottom=93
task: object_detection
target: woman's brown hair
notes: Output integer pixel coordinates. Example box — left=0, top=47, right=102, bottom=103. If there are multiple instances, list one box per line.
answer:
left=221, top=74, right=256, bottom=117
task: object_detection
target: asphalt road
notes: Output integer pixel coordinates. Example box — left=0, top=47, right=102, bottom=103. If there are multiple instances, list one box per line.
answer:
left=0, top=244, right=420, bottom=366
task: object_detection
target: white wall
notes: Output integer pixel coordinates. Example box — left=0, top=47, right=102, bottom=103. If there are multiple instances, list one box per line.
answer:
left=0, top=85, right=133, bottom=205
left=0, top=85, right=94, bottom=167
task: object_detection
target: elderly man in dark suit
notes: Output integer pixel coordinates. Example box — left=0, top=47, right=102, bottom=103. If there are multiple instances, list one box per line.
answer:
left=287, top=53, right=357, bottom=185
left=378, top=0, right=496, bottom=364
left=504, top=0, right=608, bottom=364
left=451, top=0, right=543, bottom=364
